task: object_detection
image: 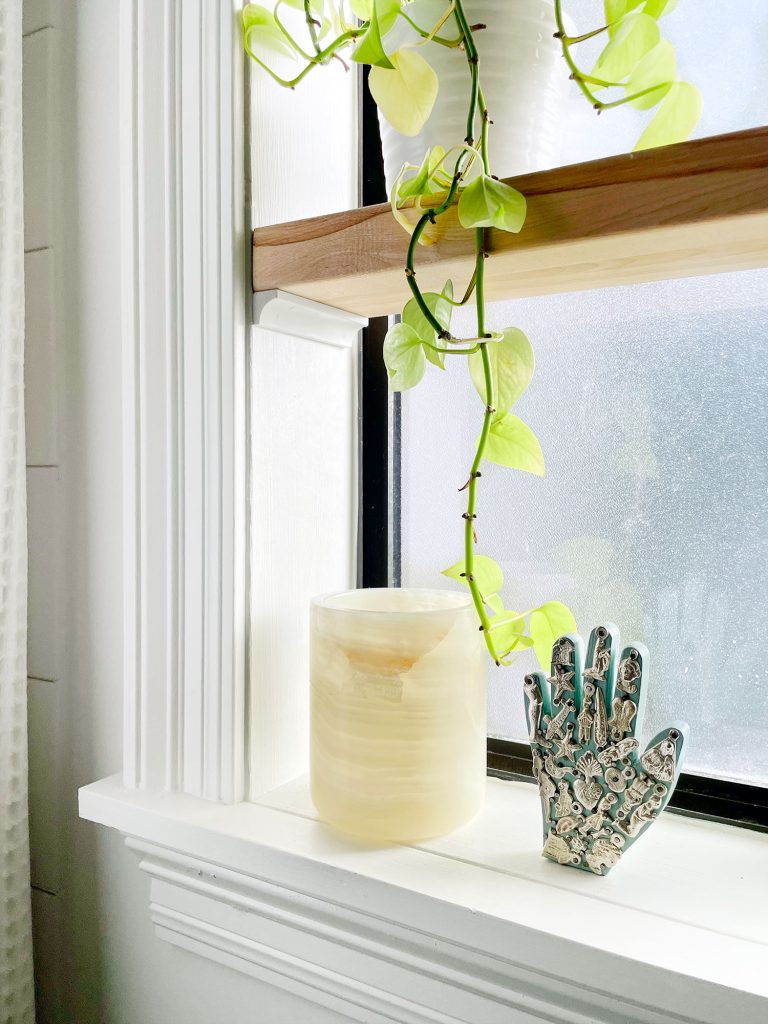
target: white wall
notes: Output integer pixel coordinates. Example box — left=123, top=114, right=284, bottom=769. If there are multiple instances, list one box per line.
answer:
left=24, top=1, right=352, bottom=1020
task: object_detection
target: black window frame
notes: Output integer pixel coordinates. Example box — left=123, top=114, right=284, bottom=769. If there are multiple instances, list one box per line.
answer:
left=357, top=74, right=768, bottom=834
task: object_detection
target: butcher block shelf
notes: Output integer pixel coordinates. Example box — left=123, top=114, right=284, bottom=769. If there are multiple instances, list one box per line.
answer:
left=252, top=127, right=768, bottom=318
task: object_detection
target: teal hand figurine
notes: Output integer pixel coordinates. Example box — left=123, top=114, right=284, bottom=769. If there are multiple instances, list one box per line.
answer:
left=524, top=625, right=688, bottom=876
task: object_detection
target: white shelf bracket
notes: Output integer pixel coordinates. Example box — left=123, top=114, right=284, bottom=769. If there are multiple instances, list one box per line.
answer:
left=253, top=290, right=369, bottom=348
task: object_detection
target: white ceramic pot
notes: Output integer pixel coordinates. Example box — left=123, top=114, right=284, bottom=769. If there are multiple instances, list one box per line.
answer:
left=378, top=0, right=568, bottom=192
left=310, top=588, right=487, bottom=842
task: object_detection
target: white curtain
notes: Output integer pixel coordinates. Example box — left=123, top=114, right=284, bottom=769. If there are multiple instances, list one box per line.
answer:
left=0, top=0, right=34, bottom=1022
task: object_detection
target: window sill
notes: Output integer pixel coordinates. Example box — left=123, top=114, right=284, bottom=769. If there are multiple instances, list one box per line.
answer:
left=79, top=774, right=768, bottom=1024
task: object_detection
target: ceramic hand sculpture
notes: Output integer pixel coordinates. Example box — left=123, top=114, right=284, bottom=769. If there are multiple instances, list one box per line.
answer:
left=524, top=625, right=687, bottom=876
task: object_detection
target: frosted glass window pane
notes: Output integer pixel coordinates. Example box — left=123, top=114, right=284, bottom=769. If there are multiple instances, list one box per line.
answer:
left=397, top=270, right=768, bottom=787
left=559, top=0, right=768, bottom=164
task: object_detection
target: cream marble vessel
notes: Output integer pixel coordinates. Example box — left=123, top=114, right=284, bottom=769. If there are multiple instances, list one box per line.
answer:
left=310, top=588, right=487, bottom=842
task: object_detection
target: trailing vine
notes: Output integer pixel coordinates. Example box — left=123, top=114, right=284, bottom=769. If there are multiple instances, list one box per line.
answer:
left=553, top=0, right=701, bottom=151
left=243, top=0, right=700, bottom=670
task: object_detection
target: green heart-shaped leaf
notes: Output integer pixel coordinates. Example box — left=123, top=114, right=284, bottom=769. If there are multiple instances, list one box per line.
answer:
left=606, top=0, right=643, bottom=33
left=483, top=413, right=545, bottom=476
left=349, top=0, right=373, bottom=16
left=592, top=12, right=660, bottom=83
left=457, top=175, right=527, bottom=233
left=642, top=0, right=678, bottom=19
left=383, top=322, right=426, bottom=391
left=397, top=146, right=447, bottom=200
left=402, top=280, right=453, bottom=369
left=468, top=327, right=534, bottom=420
left=349, top=0, right=399, bottom=30
left=490, top=611, right=534, bottom=658
left=633, top=81, right=702, bottom=150
left=352, top=0, right=398, bottom=68
left=442, top=554, right=504, bottom=598
left=242, top=3, right=299, bottom=59
left=369, top=48, right=439, bottom=135
left=605, top=1, right=677, bottom=37
left=529, top=602, right=578, bottom=671
left=624, top=39, right=675, bottom=109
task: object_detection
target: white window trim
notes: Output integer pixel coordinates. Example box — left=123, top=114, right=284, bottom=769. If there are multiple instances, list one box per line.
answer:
left=81, top=3, right=768, bottom=1022
left=120, top=0, right=250, bottom=802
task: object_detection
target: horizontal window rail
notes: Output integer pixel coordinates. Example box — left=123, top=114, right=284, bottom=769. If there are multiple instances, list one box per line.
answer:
left=488, top=738, right=768, bottom=834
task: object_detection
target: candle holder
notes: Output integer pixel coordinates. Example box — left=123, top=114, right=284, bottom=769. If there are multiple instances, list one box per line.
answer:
left=310, top=588, right=486, bottom=842
left=524, top=625, right=688, bottom=875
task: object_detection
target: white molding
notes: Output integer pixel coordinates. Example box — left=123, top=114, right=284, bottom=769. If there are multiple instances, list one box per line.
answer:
left=124, top=841, right=687, bottom=1024
left=120, top=0, right=247, bottom=801
left=80, top=775, right=768, bottom=1024
left=247, top=292, right=364, bottom=798
left=253, top=290, right=368, bottom=348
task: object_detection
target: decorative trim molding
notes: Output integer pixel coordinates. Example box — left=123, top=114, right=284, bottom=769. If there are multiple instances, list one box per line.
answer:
left=125, top=836, right=678, bottom=1024
left=120, top=0, right=247, bottom=801
left=80, top=777, right=768, bottom=1024
left=113, top=828, right=743, bottom=1024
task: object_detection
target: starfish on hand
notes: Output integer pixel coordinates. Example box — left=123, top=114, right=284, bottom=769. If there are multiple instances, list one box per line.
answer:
left=547, top=668, right=575, bottom=705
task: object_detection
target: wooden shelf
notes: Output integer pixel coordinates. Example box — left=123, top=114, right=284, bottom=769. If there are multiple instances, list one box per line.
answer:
left=252, top=128, right=768, bottom=318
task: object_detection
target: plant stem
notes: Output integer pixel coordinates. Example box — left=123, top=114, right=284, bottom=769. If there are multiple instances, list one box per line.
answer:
left=244, top=26, right=365, bottom=89
left=398, top=10, right=463, bottom=48
left=304, top=0, right=322, bottom=55
left=403, top=169, right=464, bottom=336
left=274, top=2, right=314, bottom=60
left=596, top=82, right=673, bottom=109
left=557, top=24, right=609, bottom=45
left=553, top=0, right=602, bottom=108
left=478, top=87, right=490, bottom=172
left=393, top=0, right=501, bottom=660
left=444, top=267, right=477, bottom=306
left=466, top=228, right=497, bottom=661
left=452, top=0, right=499, bottom=662
left=573, top=71, right=618, bottom=88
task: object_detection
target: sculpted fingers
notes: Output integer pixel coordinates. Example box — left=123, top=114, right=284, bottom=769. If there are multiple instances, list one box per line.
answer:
left=609, top=641, right=649, bottom=744
left=544, top=633, right=582, bottom=756
left=523, top=672, right=548, bottom=745
left=580, top=624, right=619, bottom=751
left=547, top=634, right=581, bottom=709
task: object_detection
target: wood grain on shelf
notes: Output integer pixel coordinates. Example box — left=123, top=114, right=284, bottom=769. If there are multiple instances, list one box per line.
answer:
left=252, top=128, right=768, bottom=317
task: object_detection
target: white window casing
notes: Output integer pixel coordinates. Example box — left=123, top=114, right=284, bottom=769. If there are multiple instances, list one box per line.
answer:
left=121, top=0, right=250, bottom=801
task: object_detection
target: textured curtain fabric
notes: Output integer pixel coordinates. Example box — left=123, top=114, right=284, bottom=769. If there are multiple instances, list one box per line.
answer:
left=0, top=1, right=34, bottom=1021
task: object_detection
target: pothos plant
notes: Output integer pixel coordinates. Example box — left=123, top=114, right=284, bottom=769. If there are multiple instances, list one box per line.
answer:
left=243, top=0, right=700, bottom=670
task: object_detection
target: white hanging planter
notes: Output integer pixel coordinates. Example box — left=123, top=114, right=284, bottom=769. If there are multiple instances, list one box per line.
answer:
left=378, top=0, right=569, bottom=193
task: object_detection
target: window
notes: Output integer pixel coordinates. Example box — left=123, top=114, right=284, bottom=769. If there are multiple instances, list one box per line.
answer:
left=359, top=3, right=768, bottom=830
left=365, top=282, right=768, bottom=830
left=559, top=0, right=768, bottom=167
left=397, top=271, right=768, bottom=782
left=390, top=272, right=768, bottom=826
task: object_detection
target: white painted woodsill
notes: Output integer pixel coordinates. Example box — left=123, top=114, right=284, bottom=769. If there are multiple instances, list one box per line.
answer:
left=80, top=774, right=768, bottom=1024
